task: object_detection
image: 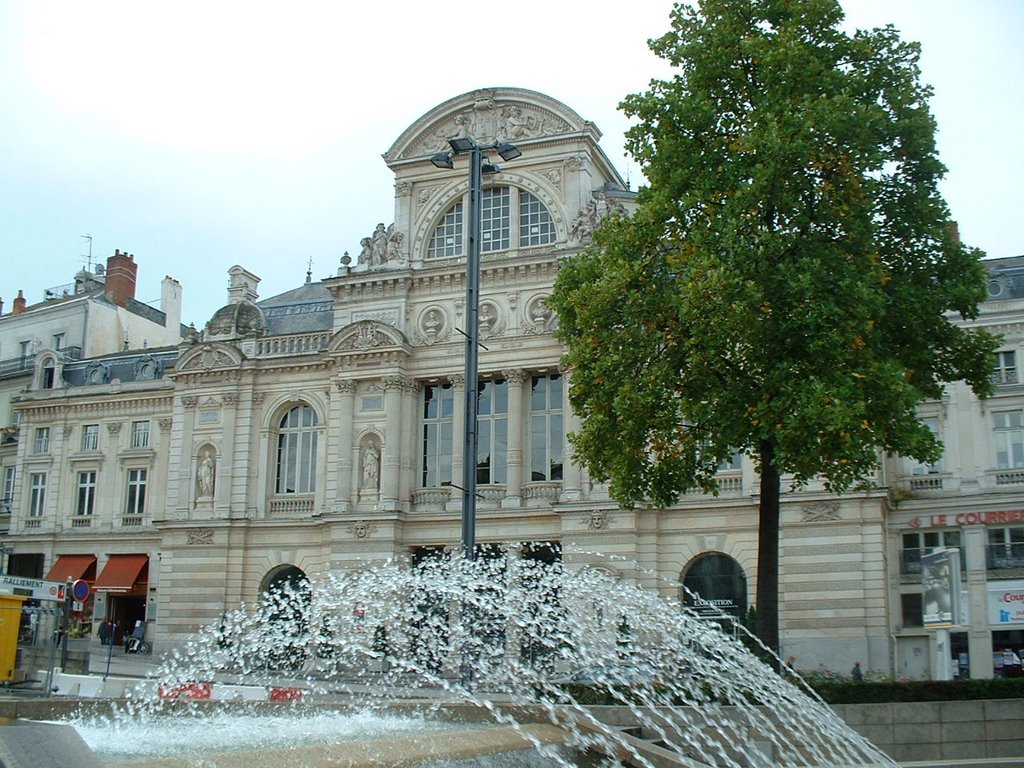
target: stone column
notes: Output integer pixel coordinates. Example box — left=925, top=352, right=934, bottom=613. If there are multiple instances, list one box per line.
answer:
left=381, top=376, right=405, bottom=511
left=334, top=379, right=357, bottom=514
left=560, top=366, right=582, bottom=502
left=449, top=374, right=466, bottom=512
left=399, top=379, right=420, bottom=510
left=502, top=369, right=527, bottom=509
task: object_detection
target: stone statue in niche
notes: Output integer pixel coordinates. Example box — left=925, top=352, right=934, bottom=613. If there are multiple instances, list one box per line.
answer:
left=362, top=444, right=380, bottom=491
left=197, top=449, right=215, bottom=499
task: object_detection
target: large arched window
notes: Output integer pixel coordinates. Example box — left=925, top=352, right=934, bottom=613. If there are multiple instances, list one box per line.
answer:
left=275, top=404, right=318, bottom=495
left=681, top=553, right=748, bottom=622
left=426, top=187, right=556, bottom=259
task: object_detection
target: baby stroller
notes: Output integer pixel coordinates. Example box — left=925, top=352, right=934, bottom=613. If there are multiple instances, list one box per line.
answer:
left=125, top=620, right=150, bottom=654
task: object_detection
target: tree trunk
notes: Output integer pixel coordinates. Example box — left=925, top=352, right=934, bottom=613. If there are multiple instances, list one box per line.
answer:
left=755, top=438, right=781, bottom=654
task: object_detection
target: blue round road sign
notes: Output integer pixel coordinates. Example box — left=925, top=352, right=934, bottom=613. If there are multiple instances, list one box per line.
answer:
left=72, top=579, right=90, bottom=602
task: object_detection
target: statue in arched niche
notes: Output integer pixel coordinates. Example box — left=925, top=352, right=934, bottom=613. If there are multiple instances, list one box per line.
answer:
left=362, top=443, right=380, bottom=491
left=197, top=449, right=216, bottom=499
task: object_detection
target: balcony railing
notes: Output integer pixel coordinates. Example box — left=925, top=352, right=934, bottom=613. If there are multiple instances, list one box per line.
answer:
left=255, top=333, right=331, bottom=358
left=268, top=497, right=315, bottom=516
left=987, top=543, right=1024, bottom=570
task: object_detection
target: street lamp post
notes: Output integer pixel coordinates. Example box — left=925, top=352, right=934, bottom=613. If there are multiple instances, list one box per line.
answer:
left=431, top=138, right=522, bottom=561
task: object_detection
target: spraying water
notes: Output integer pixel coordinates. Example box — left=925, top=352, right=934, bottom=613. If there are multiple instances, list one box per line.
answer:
left=73, top=549, right=897, bottom=767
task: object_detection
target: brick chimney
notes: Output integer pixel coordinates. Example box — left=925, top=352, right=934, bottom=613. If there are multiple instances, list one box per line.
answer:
left=12, top=290, right=26, bottom=315
left=105, top=250, right=138, bottom=308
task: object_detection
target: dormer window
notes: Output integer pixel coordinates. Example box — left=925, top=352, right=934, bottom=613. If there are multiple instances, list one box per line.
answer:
left=426, top=187, right=556, bottom=259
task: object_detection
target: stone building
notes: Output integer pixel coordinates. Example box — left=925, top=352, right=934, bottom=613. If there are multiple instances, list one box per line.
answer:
left=5, top=88, right=1023, bottom=679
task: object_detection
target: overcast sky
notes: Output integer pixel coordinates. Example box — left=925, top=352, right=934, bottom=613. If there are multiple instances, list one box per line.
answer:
left=1, top=1, right=1020, bottom=330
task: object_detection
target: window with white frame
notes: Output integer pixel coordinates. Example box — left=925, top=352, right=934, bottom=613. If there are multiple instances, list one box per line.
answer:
left=77, top=471, right=97, bottom=516
left=274, top=405, right=318, bottom=495
left=476, top=379, right=508, bottom=484
left=29, top=473, right=46, bottom=517
left=2, top=467, right=14, bottom=514
left=993, top=350, right=1018, bottom=385
left=421, top=383, right=454, bottom=488
left=130, top=420, right=150, bottom=449
left=529, top=374, right=563, bottom=482
left=33, top=427, right=49, bottom=453
left=993, top=410, right=1024, bottom=469
left=125, top=468, right=147, bottom=516
left=81, top=424, right=99, bottom=452
left=426, top=187, right=556, bottom=259
left=911, top=417, right=943, bottom=475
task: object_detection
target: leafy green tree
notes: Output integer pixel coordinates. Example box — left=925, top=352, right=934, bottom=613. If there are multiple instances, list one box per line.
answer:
left=550, top=0, right=998, bottom=652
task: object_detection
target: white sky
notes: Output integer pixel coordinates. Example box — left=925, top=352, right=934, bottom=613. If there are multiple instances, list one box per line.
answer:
left=1, top=1, right=1020, bottom=330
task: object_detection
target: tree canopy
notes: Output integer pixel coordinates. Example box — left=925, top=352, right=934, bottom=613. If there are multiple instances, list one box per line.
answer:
left=549, top=0, right=998, bottom=650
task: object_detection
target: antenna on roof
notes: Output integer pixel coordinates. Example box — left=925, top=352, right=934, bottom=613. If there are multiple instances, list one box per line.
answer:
left=306, top=257, right=313, bottom=284
left=81, top=233, right=94, bottom=271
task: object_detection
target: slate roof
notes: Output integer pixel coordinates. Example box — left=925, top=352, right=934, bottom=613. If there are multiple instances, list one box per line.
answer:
left=257, top=280, right=334, bottom=336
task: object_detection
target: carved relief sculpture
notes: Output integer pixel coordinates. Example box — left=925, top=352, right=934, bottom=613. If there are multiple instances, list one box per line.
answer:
left=359, top=223, right=405, bottom=268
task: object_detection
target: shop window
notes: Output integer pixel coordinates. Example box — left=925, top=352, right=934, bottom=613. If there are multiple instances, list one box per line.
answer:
left=421, top=383, right=454, bottom=488
left=274, top=404, right=318, bottom=495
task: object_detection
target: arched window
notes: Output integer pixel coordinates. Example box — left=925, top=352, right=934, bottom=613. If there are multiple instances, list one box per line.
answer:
left=426, top=187, right=556, bottom=259
left=275, top=404, right=318, bottom=495
left=681, top=553, right=748, bottom=622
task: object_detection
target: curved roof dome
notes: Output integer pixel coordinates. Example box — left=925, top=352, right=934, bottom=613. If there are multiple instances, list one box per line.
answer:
left=205, top=299, right=267, bottom=340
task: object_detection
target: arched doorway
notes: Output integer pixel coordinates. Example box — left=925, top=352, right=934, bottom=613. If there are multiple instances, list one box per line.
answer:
left=259, top=564, right=311, bottom=669
left=681, top=553, right=748, bottom=632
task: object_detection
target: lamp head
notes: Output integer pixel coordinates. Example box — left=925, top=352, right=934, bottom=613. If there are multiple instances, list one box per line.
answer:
left=430, top=151, right=454, bottom=170
left=496, top=143, right=522, bottom=161
left=448, top=136, right=477, bottom=153
left=481, top=161, right=501, bottom=175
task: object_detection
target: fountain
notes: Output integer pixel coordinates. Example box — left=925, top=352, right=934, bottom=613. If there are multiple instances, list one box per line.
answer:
left=57, top=550, right=896, bottom=767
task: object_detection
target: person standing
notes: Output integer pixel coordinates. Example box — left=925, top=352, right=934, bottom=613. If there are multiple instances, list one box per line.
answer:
left=851, top=661, right=864, bottom=682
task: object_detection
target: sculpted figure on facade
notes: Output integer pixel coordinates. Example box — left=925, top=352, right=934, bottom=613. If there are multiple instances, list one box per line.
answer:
left=197, top=449, right=215, bottom=499
left=362, top=443, right=380, bottom=491
left=358, top=223, right=405, bottom=268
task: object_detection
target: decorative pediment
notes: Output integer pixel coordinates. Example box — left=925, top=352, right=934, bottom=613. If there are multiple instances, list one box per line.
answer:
left=328, top=320, right=409, bottom=354
left=385, top=87, right=591, bottom=164
left=177, top=343, right=244, bottom=372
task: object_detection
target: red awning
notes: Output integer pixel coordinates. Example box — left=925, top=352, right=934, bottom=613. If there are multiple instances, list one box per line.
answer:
left=45, top=555, right=97, bottom=583
left=94, top=554, right=149, bottom=593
